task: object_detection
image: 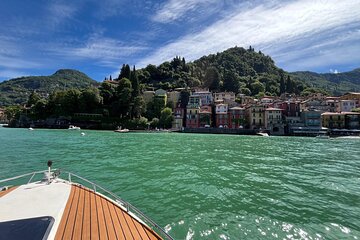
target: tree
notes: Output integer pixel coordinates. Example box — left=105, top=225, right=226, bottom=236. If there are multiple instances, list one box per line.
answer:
left=250, top=81, right=265, bottom=96
left=118, top=64, right=131, bottom=80
left=204, top=67, right=220, bottom=91
left=130, top=66, right=140, bottom=98
left=159, top=107, right=173, bottom=129
left=78, top=87, right=102, bottom=113
left=116, top=78, right=133, bottom=117
left=132, top=96, right=145, bottom=118
left=99, top=82, right=116, bottom=105
left=223, top=71, right=240, bottom=93
left=286, top=76, right=293, bottom=93
left=4, top=106, right=22, bottom=121
left=150, top=118, right=159, bottom=129
left=280, top=74, right=286, bottom=95
left=27, top=92, right=41, bottom=107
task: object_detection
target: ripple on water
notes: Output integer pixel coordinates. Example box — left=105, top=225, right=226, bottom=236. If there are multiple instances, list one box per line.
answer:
left=0, top=130, right=359, bottom=239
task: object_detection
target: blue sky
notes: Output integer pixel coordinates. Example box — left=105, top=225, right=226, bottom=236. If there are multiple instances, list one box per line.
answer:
left=0, top=0, right=360, bottom=81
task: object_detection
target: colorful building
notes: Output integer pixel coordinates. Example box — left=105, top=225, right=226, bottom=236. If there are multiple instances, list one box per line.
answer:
left=199, top=106, right=212, bottom=127
left=215, top=104, right=229, bottom=128
left=339, top=100, right=356, bottom=112
left=301, top=110, right=323, bottom=127
left=228, top=107, right=246, bottom=129
left=167, top=91, right=180, bottom=109
left=340, top=92, right=360, bottom=108
left=264, top=108, right=284, bottom=135
left=247, top=104, right=265, bottom=130
left=214, top=92, right=236, bottom=102
left=193, top=91, right=213, bottom=106
left=186, top=95, right=201, bottom=128
left=321, top=112, right=345, bottom=129
left=172, top=103, right=184, bottom=129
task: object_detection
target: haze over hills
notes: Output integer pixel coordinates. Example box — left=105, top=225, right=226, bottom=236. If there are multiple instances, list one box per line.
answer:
left=0, top=69, right=98, bottom=106
left=0, top=47, right=359, bottom=107
left=290, top=68, right=360, bottom=96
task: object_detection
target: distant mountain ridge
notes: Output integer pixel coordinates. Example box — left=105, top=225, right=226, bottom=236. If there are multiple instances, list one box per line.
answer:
left=0, top=69, right=98, bottom=106
left=290, top=68, right=360, bottom=95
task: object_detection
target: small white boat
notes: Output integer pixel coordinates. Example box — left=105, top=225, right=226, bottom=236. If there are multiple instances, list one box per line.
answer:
left=68, top=125, right=81, bottom=130
left=316, top=134, right=330, bottom=139
left=81, top=132, right=86, bottom=136
left=256, top=132, right=269, bottom=137
left=114, top=126, right=130, bottom=133
left=0, top=124, right=8, bottom=127
left=335, top=136, right=360, bottom=139
left=0, top=161, right=172, bottom=240
left=28, top=127, right=34, bottom=131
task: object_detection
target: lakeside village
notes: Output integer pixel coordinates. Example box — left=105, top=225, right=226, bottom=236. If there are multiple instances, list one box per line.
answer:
left=1, top=87, right=359, bottom=137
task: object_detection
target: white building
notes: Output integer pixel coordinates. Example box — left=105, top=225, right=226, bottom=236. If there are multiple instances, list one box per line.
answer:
left=339, top=100, right=356, bottom=112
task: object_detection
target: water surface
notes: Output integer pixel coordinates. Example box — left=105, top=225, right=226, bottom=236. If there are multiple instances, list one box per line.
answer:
left=0, top=128, right=359, bottom=239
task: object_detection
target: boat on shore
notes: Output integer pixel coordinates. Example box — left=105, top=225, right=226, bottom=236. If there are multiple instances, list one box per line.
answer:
left=68, top=125, right=81, bottom=130
left=0, top=161, right=172, bottom=240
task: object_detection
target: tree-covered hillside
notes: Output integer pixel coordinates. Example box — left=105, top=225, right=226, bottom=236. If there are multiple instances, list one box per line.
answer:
left=290, top=68, right=360, bottom=96
left=135, top=46, right=306, bottom=97
left=0, top=69, right=98, bottom=106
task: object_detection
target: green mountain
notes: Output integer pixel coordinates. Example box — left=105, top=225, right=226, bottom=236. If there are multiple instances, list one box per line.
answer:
left=138, top=46, right=305, bottom=96
left=290, top=68, right=360, bottom=95
left=0, top=69, right=98, bottom=106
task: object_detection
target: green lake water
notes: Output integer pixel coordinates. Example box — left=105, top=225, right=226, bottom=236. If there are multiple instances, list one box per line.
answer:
left=0, top=127, right=359, bottom=239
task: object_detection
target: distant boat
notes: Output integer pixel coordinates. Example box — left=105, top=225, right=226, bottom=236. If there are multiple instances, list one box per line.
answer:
left=81, top=132, right=86, bottom=136
left=28, top=127, right=34, bottom=131
left=316, top=134, right=330, bottom=139
left=0, top=161, right=172, bottom=239
left=0, top=124, right=8, bottom=127
left=68, top=125, right=81, bottom=130
left=114, top=126, right=130, bottom=133
left=256, top=132, right=269, bottom=137
left=335, top=136, right=360, bottom=139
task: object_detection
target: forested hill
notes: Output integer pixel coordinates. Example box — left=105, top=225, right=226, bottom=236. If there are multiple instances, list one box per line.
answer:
left=0, top=69, right=98, bottom=106
left=290, top=68, right=360, bottom=95
left=137, top=46, right=307, bottom=97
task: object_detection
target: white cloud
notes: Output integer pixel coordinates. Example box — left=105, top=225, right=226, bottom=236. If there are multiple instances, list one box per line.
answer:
left=49, top=36, right=148, bottom=67
left=139, top=0, right=360, bottom=70
left=152, top=0, right=220, bottom=23
left=47, top=2, right=77, bottom=27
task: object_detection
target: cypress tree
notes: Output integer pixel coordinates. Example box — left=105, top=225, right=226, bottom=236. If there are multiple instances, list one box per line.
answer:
left=280, top=74, right=286, bottom=95
left=130, top=66, right=139, bottom=98
left=286, top=76, right=292, bottom=93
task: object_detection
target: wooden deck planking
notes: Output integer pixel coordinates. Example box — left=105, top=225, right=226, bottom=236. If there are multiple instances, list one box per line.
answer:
left=107, top=201, right=126, bottom=239
left=0, top=186, right=17, bottom=198
left=90, top=188, right=100, bottom=240
left=95, top=194, right=109, bottom=240
left=101, top=197, right=117, bottom=240
left=62, top=186, right=80, bottom=240
left=82, top=189, right=91, bottom=240
left=73, top=186, right=85, bottom=239
left=54, top=186, right=76, bottom=240
left=55, top=185, right=163, bottom=240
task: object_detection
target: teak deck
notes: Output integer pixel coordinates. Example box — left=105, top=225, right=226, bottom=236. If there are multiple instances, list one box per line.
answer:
left=0, top=187, right=17, bottom=198
left=55, top=185, right=162, bottom=240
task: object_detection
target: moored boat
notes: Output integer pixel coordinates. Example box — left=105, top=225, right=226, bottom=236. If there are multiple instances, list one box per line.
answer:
left=68, top=125, right=81, bottom=130
left=114, top=126, right=130, bottom=133
left=0, top=161, right=172, bottom=240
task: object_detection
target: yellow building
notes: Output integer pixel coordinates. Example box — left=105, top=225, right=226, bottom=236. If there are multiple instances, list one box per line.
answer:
left=321, top=112, right=346, bottom=129
left=166, top=91, right=180, bottom=109
left=246, top=104, right=265, bottom=129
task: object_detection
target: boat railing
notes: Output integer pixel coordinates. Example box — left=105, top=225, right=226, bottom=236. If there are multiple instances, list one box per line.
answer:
left=0, top=169, right=173, bottom=240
